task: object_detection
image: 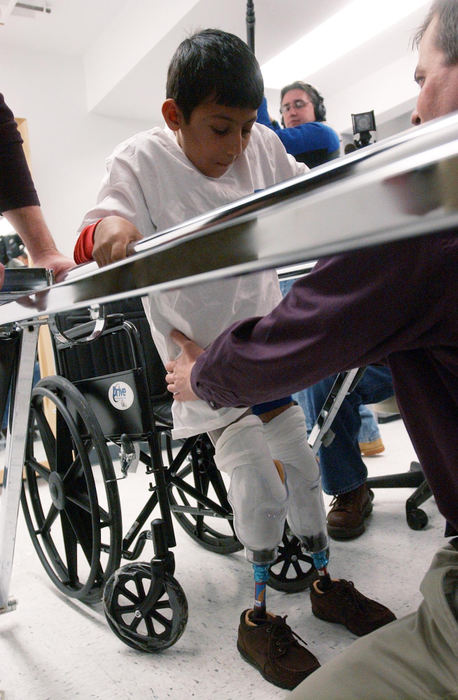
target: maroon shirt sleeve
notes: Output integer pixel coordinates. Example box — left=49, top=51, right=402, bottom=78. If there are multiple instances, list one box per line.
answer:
left=191, top=232, right=458, bottom=532
left=191, top=235, right=444, bottom=407
left=0, top=93, right=39, bottom=212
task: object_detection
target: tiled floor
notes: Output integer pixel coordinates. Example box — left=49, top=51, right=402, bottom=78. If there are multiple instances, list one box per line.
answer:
left=0, top=418, right=445, bottom=700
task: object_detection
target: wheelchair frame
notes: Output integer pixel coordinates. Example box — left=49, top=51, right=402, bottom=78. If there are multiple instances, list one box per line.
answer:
left=20, top=298, right=317, bottom=651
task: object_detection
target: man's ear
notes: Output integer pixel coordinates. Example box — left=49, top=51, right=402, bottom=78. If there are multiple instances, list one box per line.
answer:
left=162, top=99, right=183, bottom=131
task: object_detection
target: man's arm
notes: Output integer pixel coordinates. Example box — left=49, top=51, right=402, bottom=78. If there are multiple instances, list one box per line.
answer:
left=186, top=236, right=436, bottom=408
left=3, top=206, right=74, bottom=280
left=0, top=93, right=74, bottom=281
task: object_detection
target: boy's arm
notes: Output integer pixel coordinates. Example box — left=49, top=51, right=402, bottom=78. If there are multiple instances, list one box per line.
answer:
left=75, top=146, right=155, bottom=266
left=93, top=216, right=143, bottom=267
left=74, top=216, right=142, bottom=267
left=255, top=122, right=308, bottom=180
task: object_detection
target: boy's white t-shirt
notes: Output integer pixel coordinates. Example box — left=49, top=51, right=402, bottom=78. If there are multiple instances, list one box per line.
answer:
left=80, top=123, right=307, bottom=437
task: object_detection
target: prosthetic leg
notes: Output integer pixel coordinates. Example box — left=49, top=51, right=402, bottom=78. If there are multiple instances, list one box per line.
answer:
left=262, top=403, right=396, bottom=641
left=214, top=413, right=322, bottom=687
left=213, top=414, right=288, bottom=620
left=262, top=403, right=332, bottom=590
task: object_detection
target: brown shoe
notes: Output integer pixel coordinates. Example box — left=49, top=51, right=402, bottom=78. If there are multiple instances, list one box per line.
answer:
left=327, top=483, right=374, bottom=539
left=237, top=609, right=320, bottom=690
left=359, top=437, right=385, bottom=456
left=310, top=579, right=396, bottom=636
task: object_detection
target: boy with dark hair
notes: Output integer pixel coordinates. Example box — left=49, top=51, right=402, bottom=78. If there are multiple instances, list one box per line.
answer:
left=165, top=3, right=458, bottom=695
left=75, top=28, right=394, bottom=690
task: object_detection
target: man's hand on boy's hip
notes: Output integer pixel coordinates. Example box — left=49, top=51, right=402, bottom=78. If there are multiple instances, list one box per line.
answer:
left=93, top=215, right=142, bottom=267
left=165, top=329, right=204, bottom=401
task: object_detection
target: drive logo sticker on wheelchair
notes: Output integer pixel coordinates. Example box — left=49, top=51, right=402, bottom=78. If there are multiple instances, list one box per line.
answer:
left=108, top=381, right=134, bottom=410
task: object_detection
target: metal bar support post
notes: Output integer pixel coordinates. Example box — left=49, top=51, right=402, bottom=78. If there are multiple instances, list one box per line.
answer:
left=0, top=323, right=39, bottom=612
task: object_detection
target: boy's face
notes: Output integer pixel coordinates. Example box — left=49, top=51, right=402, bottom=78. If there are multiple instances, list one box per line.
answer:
left=166, top=99, right=257, bottom=178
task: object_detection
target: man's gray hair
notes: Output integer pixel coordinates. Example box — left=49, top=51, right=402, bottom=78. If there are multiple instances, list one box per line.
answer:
left=413, top=0, right=458, bottom=64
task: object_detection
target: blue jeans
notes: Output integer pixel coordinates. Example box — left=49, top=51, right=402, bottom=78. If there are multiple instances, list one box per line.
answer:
left=308, top=366, right=394, bottom=495
left=358, top=404, right=380, bottom=443
left=279, top=278, right=381, bottom=441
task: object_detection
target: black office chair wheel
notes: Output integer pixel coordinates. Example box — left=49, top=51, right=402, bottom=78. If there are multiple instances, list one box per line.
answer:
left=103, top=562, right=188, bottom=652
left=21, top=376, right=122, bottom=603
left=406, top=507, right=428, bottom=530
left=168, top=435, right=243, bottom=555
left=268, top=526, right=318, bottom=592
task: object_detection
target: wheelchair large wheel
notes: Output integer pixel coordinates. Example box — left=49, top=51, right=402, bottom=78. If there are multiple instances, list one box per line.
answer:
left=21, top=376, right=123, bottom=602
left=268, top=526, right=318, bottom=592
left=168, top=435, right=243, bottom=555
left=103, top=562, right=188, bottom=651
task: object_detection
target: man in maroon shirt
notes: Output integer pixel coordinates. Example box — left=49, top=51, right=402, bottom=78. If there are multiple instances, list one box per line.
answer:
left=0, top=93, right=74, bottom=453
left=166, top=2, right=458, bottom=696
left=0, top=93, right=73, bottom=287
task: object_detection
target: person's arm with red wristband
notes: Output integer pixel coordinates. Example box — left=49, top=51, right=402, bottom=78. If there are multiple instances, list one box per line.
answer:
left=74, top=216, right=143, bottom=267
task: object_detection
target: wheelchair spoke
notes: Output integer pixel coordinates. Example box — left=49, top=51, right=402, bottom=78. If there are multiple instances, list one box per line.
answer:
left=292, top=558, right=306, bottom=577
left=39, top=503, right=59, bottom=534
left=26, top=456, right=52, bottom=482
left=62, top=453, right=85, bottom=485
left=60, top=511, right=79, bottom=584
left=135, top=574, right=147, bottom=600
left=149, top=609, right=172, bottom=632
left=66, top=490, right=92, bottom=516
left=33, top=406, right=57, bottom=470
left=279, top=558, right=290, bottom=579
left=63, top=501, right=98, bottom=568
left=130, top=614, right=143, bottom=633
left=118, top=583, right=140, bottom=604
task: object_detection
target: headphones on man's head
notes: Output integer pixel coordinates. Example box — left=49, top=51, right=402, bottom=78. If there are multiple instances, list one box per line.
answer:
left=280, top=81, right=326, bottom=124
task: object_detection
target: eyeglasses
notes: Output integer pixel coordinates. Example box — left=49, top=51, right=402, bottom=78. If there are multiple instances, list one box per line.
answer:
left=279, top=99, right=310, bottom=114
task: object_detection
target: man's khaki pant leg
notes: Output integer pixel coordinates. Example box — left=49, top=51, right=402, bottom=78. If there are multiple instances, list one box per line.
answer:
left=289, top=541, right=458, bottom=700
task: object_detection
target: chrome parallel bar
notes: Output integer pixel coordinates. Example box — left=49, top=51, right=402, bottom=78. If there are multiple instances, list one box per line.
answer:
left=0, top=324, right=39, bottom=612
left=0, top=114, right=457, bottom=327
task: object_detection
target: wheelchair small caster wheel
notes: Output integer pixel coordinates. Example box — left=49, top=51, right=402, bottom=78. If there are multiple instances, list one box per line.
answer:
left=407, top=508, right=428, bottom=530
left=267, top=526, right=318, bottom=592
left=103, top=562, right=188, bottom=651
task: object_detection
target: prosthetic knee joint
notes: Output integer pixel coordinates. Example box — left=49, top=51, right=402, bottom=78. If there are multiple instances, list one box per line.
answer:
left=263, top=403, right=328, bottom=554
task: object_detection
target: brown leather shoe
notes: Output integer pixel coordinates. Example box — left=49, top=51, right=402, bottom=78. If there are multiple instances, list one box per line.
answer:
left=326, top=483, right=374, bottom=539
left=310, top=579, right=396, bottom=636
left=237, top=609, right=320, bottom=690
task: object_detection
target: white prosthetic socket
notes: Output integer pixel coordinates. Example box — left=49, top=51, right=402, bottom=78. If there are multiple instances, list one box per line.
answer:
left=263, top=404, right=328, bottom=554
left=214, top=414, right=288, bottom=564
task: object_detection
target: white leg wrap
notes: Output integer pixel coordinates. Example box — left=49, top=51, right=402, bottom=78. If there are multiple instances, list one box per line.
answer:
left=263, top=405, right=328, bottom=552
left=214, top=414, right=288, bottom=553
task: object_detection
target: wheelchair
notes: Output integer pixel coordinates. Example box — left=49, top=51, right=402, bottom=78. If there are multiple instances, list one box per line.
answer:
left=20, top=297, right=317, bottom=652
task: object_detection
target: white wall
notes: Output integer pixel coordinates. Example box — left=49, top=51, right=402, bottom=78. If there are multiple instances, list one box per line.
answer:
left=0, top=45, right=153, bottom=257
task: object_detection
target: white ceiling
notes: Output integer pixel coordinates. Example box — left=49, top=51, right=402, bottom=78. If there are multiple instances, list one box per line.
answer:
left=0, top=0, right=429, bottom=132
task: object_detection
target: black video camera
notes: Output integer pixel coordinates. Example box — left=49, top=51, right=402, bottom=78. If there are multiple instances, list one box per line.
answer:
left=349, top=110, right=376, bottom=150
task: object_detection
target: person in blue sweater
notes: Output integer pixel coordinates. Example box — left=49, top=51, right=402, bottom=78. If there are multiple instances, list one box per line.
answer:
left=259, top=82, right=389, bottom=539
left=257, top=81, right=340, bottom=168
